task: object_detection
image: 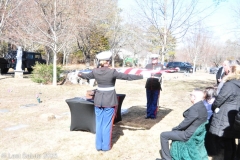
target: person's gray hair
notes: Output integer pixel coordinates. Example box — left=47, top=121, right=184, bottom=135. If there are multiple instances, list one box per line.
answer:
left=192, top=88, right=204, bottom=100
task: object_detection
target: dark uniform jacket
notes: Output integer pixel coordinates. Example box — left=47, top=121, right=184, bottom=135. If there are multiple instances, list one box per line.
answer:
left=79, top=67, right=143, bottom=107
left=145, top=63, right=163, bottom=90
left=172, top=101, right=208, bottom=141
left=209, top=79, right=240, bottom=138
left=216, top=67, right=225, bottom=85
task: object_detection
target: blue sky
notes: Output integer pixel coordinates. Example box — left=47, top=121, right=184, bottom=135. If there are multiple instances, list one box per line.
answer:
left=202, top=0, right=238, bottom=41
left=118, top=0, right=239, bottom=42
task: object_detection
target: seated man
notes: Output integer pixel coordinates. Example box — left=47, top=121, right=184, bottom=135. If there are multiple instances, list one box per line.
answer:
left=159, top=89, right=208, bottom=160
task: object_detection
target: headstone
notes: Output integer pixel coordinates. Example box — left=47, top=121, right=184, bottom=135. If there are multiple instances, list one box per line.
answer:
left=4, top=124, right=28, bottom=131
left=39, top=113, right=56, bottom=121
left=14, top=46, right=24, bottom=78
left=0, top=108, right=10, bottom=113
left=67, top=71, right=79, bottom=84
left=19, top=104, right=38, bottom=108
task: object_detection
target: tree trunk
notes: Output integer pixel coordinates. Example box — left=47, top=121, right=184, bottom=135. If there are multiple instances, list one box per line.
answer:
left=63, top=49, right=66, bottom=65
left=52, top=44, right=57, bottom=86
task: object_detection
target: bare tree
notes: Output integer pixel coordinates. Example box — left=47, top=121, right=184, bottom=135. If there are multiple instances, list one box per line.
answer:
left=62, top=38, right=77, bottom=65
left=104, top=7, right=124, bottom=68
left=74, top=0, right=118, bottom=67
left=123, top=23, right=149, bottom=67
left=13, top=0, right=77, bottom=85
left=134, top=0, right=215, bottom=64
left=0, top=0, right=24, bottom=36
left=0, top=0, right=27, bottom=54
left=208, top=44, right=225, bottom=67
left=181, top=23, right=212, bottom=72
left=224, top=40, right=240, bottom=59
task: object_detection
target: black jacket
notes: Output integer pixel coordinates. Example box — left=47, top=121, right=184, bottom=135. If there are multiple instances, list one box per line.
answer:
left=172, top=101, right=208, bottom=141
left=145, top=63, right=163, bottom=90
left=79, top=67, right=143, bottom=107
left=216, top=67, right=226, bottom=85
left=209, top=79, right=240, bottom=138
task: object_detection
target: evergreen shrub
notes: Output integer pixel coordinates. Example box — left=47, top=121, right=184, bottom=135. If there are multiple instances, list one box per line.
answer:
left=31, top=63, right=63, bottom=84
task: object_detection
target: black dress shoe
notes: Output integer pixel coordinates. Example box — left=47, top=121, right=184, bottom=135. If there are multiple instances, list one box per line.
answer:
left=145, top=116, right=156, bottom=119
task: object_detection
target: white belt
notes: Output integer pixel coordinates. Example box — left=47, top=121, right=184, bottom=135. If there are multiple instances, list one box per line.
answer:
left=97, top=87, right=115, bottom=91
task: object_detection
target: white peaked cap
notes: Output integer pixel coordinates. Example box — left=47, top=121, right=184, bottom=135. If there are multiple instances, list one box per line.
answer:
left=96, top=51, right=112, bottom=60
left=150, top=53, right=159, bottom=58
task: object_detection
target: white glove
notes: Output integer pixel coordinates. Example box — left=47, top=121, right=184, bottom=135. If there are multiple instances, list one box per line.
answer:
left=214, top=108, right=220, bottom=113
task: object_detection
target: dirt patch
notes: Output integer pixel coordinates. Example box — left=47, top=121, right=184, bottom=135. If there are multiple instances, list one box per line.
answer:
left=0, top=70, right=224, bottom=160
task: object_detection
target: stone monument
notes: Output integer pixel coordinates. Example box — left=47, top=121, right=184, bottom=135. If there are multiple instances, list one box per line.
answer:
left=14, top=46, right=24, bottom=78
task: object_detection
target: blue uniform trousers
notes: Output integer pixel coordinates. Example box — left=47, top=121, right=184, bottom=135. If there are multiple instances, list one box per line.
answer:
left=95, top=106, right=115, bottom=151
left=146, top=89, right=160, bottom=118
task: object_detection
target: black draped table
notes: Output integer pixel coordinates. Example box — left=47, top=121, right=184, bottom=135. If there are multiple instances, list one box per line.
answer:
left=66, top=94, right=126, bottom=134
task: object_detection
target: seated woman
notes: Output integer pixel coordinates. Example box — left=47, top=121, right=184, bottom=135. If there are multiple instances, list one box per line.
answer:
left=203, top=87, right=221, bottom=156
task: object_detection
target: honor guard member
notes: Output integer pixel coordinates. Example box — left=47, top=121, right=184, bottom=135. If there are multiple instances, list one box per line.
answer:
left=145, top=53, right=163, bottom=119
left=78, top=51, right=143, bottom=151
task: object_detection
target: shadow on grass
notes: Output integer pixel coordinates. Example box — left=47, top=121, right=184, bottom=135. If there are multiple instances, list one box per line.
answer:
left=0, top=71, right=31, bottom=79
left=0, top=76, right=11, bottom=80
left=112, top=105, right=172, bottom=145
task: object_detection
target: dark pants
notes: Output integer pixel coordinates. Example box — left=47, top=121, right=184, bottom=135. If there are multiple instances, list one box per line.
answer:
left=146, top=89, right=160, bottom=118
left=160, top=131, right=186, bottom=160
left=223, top=137, right=237, bottom=160
left=237, top=139, right=240, bottom=159
left=205, top=122, right=221, bottom=156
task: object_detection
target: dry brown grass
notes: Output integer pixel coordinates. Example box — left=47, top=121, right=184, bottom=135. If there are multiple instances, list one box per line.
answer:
left=0, top=69, right=225, bottom=160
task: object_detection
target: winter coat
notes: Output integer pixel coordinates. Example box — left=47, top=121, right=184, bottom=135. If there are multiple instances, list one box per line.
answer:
left=209, top=78, right=240, bottom=138
left=172, top=101, right=208, bottom=141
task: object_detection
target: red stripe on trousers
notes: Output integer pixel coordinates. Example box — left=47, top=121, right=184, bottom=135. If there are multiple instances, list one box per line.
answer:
left=109, top=106, right=116, bottom=149
left=154, top=91, right=160, bottom=116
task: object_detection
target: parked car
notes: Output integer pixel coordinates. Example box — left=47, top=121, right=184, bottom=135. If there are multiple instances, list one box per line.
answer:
left=184, top=62, right=192, bottom=66
left=209, top=67, right=220, bottom=74
left=1, top=50, right=46, bottom=74
left=166, top=61, right=194, bottom=73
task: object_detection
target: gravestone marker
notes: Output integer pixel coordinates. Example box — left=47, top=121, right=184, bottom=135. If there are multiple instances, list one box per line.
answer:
left=4, top=124, right=28, bottom=131
left=0, top=108, right=9, bottom=113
